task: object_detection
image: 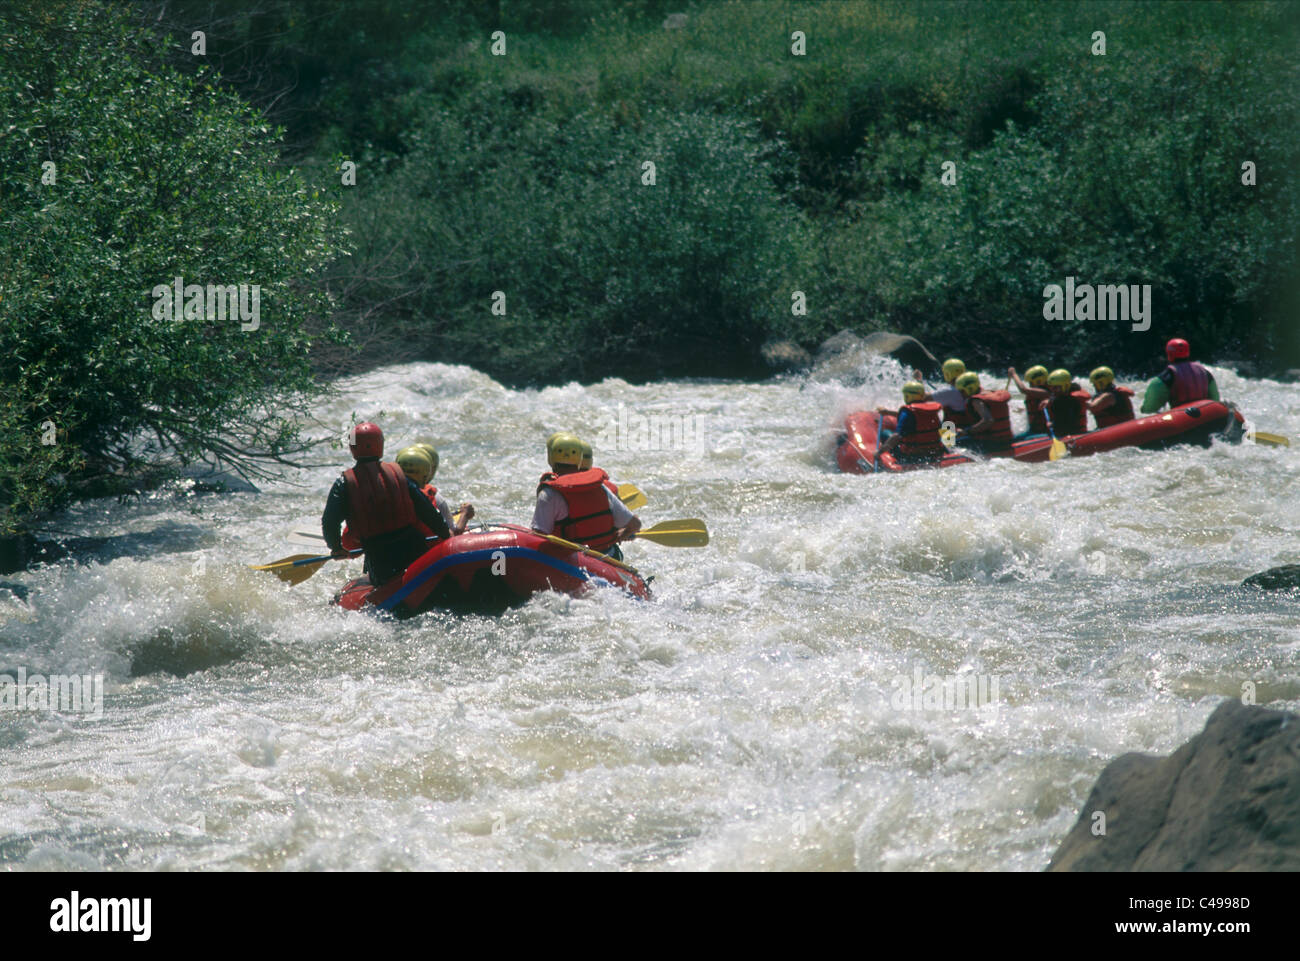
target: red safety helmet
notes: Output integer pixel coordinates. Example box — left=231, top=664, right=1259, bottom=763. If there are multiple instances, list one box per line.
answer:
left=1165, top=338, right=1190, bottom=362
left=348, top=422, right=383, bottom=459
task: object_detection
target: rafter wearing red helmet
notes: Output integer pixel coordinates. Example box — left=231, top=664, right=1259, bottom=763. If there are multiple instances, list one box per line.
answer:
left=320, top=422, right=451, bottom=585
left=1140, top=339, right=1219, bottom=413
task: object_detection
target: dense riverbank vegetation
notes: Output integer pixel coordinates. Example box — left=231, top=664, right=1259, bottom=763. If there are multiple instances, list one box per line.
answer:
left=1, top=0, right=1297, bottom=530
left=129, top=0, right=1298, bottom=383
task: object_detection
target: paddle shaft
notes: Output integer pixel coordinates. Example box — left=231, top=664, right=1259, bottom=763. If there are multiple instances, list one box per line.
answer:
left=1041, top=402, right=1068, bottom=460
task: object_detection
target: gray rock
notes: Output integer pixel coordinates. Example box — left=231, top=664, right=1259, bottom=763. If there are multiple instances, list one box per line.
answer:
left=1243, top=564, right=1300, bottom=591
left=178, top=464, right=260, bottom=494
left=1048, top=700, right=1300, bottom=871
left=761, top=340, right=812, bottom=372
left=0, top=537, right=28, bottom=576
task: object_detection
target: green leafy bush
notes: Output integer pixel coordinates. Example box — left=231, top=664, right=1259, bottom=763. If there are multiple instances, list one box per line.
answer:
left=342, top=95, right=814, bottom=383
left=820, top=4, right=1300, bottom=373
left=0, top=3, right=346, bottom=532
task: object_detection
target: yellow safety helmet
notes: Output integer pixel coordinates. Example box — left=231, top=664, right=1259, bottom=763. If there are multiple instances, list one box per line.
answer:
left=1024, top=365, right=1049, bottom=387
left=901, top=380, right=926, bottom=402
left=954, top=371, right=982, bottom=397
left=395, top=446, right=434, bottom=485
left=941, top=358, right=966, bottom=384
left=579, top=438, right=594, bottom=470
left=413, top=442, right=439, bottom=477
left=1089, top=366, right=1114, bottom=390
left=1047, top=369, right=1073, bottom=391
left=546, top=432, right=585, bottom=469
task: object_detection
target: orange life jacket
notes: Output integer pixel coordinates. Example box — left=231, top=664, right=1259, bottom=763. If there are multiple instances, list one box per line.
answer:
left=970, top=390, right=1013, bottom=445
left=896, top=402, right=947, bottom=459
left=540, top=468, right=619, bottom=550
left=1048, top=388, right=1090, bottom=436
left=342, top=460, right=417, bottom=540
left=539, top=470, right=616, bottom=497
left=1091, top=386, right=1135, bottom=429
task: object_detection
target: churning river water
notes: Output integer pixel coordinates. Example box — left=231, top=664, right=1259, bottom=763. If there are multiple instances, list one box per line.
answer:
left=2, top=349, right=1298, bottom=870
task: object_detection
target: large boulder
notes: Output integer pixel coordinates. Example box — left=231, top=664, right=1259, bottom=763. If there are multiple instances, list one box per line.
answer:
left=1048, top=700, right=1300, bottom=871
left=760, top=339, right=813, bottom=372
left=1243, top=564, right=1300, bottom=591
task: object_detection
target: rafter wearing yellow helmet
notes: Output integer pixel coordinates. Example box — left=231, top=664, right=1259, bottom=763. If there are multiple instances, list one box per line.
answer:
left=399, top=444, right=474, bottom=535
left=1085, top=366, right=1137, bottom=429
left=533, top=432, right=641, bottom=560
left=1007, top=365, right=1052, bottom=439
left=1043, top=370, right=1088, bottom=435
left=876, top=381, right=948, bottom=465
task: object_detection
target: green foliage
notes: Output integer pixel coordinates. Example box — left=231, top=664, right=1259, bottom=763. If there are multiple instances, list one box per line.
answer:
left=4, top=0, right=1297, bottom=537
left=303, top=0, right=1300, bottom=380
left=825, top=14, right=1300, bottom=372
left=344, top=96, right=814, bottom=383
left=0, top=2, right=346, bottom=532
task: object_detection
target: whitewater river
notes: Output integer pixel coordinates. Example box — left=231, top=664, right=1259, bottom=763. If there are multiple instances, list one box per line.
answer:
left=3, top=349, right=1298, bottom=871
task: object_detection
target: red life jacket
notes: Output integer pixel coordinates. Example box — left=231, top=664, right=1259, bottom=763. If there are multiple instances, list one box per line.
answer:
left=413, top=483, right=439, bottom=538
left=540, top=470, right=616, bottom=497
left=342, top=460, right=417, bottom=540
left=540, top=468, right=619, bottom=550
left=1025, top=396, right=1048, bottom=433
left=1091, top=385, right=1135, bottom=429
left=1047, top=388, right=1090, bottom=436
left=896, top=402, right=946, bottom=458
left=969, top=390, right=1013, bottom=445
left=1163, top=361, right=1211, bottom=406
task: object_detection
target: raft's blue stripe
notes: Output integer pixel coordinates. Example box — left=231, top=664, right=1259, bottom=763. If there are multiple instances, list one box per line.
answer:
left=376, top=546, right=612, bottom=612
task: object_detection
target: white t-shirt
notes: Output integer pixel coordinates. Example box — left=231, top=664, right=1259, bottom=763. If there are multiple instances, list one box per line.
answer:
left=532, top=485, right=634, bottom=535
left=433, top=491, right=456, bottom=528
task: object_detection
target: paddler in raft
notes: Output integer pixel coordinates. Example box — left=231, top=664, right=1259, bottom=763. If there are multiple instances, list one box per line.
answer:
left=402, top=444, right=475, bottom=535
left=950, top=372, right=1013, bottom=453
left=337, top=443, right=474, bottom=552
left=910, top=358, right=972, bottom=427
left=1044, top=369, right=1091, bottom=436
left=1007, top=365, right=1051, bottom=439
left=1139, top=338, right=1219, bottom=413
left=577, top=438, right=622, bottom=499
left=532, top=432, right=640, bottom=561
left=876, top=381, right=947, bottom=464
left=1085, top=367, right=1136, bottom=429
left=321, top=422, right=451, bottom=586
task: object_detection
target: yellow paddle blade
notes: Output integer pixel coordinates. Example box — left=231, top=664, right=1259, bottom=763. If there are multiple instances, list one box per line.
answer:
left=1049, top=439, right=1067, bottom=461
left=1253, top=431, right=1290, bottom=448
left=618, top=483, right=648, bottom=509
left=634, top=519, right=709, bottom=547
left=249, top=552, right=332, bottom=585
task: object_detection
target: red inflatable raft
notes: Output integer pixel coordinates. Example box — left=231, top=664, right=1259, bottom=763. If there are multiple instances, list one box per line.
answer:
left=332, top=524, right=651, bottom=616
left=836, top=400, right=1245, bottom=473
